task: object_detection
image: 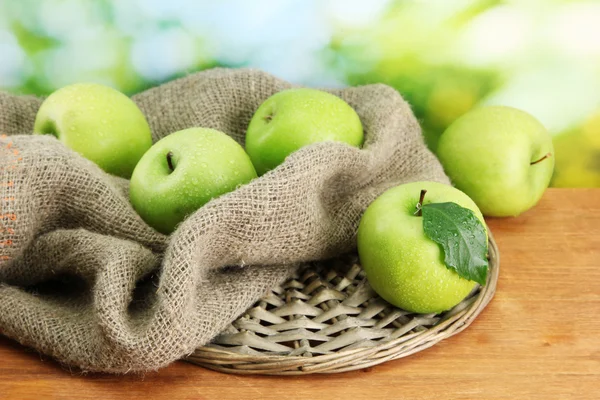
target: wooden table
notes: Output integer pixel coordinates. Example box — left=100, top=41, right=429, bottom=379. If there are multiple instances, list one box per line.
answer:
left=1, top=189, right=598, bottom=400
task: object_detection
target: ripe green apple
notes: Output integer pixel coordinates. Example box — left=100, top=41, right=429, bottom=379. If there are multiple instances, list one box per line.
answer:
left=34, top=83, right=153, bottom=178
left=245, top=88, right=364, bottom=175
left=436, top=105, right=554, bottom=217
left=357, top=181, right=485, bottom=314
left=129, top=127, right=257, bottom=234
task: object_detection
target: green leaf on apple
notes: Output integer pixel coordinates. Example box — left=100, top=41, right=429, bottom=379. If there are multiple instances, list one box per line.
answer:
left=421, top=202, right=488, bottom=286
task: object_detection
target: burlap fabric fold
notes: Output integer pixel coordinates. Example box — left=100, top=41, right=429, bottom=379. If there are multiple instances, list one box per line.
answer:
left=0, top=68, right=448, bottom=373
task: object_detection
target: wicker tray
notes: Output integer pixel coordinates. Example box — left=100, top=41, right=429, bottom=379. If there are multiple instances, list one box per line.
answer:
left=187, top=230, right=499, bottom=375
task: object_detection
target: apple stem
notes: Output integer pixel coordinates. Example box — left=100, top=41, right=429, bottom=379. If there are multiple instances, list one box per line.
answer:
left=415, top=189, right=427, bottom=216
left=166, top=151, right=175, bottom=172
left=530, top=152, right=552, bottom=165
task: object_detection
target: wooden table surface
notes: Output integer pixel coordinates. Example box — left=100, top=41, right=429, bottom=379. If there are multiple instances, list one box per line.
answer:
left=1, top=188, right=598, bottom=400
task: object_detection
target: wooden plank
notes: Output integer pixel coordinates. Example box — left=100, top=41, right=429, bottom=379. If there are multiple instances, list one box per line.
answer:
left=1, top=188, right=599, bottom=399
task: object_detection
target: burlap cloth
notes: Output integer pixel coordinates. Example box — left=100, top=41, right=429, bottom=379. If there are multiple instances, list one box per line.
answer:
left=0, top=68, right=448, bottom=373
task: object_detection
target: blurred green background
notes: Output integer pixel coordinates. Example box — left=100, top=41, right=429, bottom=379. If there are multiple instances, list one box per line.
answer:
left=1, top=0, right=598, bottom=187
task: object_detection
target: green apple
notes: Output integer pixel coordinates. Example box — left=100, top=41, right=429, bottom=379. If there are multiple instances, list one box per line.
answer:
left=357, top=181, right=485, bottom=314
left=245, top=88, right=364, bottom=175
left=436, top=105, right=554, bottom=217
left=129, top=127, right=257, bottom=234
left=34, top=82, right=153, bottom=178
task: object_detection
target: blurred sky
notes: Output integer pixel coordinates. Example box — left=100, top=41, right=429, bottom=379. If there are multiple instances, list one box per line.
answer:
left=0, top=0, right=599, bottom=186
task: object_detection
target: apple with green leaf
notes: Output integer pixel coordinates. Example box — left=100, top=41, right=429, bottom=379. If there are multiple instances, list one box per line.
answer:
left=129, top=127, right=257, bottom=234
left=245, top=88, right=364, bottom=175
left=436, top=105, right=554, bottom=217
left=357, top=181, right=489, bottom=314
left=34, top=83, right=153, bottom=178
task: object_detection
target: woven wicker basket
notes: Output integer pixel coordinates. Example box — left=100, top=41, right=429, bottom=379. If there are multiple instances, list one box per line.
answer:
left=187, top=229, right=499, bottom=375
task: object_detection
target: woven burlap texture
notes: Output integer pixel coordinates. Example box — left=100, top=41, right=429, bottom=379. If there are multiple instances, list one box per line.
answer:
left=0, top=68, right=448, bottom=373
